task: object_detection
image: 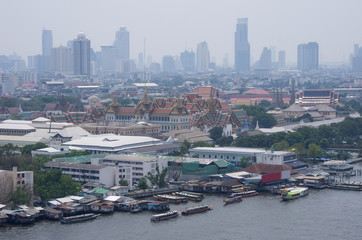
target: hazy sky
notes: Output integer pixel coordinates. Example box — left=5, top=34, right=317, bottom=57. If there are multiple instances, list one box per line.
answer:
left=1, top=0, right=362, bottom=65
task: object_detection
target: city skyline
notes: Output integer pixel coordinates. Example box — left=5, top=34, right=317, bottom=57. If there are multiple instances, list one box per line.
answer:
left=1, top=0, right=362, bottom=65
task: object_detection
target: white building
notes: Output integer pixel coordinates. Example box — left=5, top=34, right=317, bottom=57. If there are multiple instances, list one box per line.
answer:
left=44, top=161, right=114, bottom=187
left=190, top=147, right=297, bottom=166
left=62, top=134, right=163, bottom=155
left=93, top=154, right=168, bottom=187
left=196, top=41, right=210, bottom=72
left=0, top=167, right=33, bottom=203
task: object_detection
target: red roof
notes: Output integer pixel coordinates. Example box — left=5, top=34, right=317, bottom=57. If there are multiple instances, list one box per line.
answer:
left=242, top=163, right=298, bottom=175
left=243, top=89, right=270, bottom=95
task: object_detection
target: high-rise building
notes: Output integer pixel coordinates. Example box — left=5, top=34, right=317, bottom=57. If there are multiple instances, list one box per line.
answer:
left=50, top=46, right=73, bottom=74
left=114, top=26, right=130, bottom=60
left=196, top=41, right=210, bottom=72
left=352, top=44, right=362, bottom=72
left=73, top=32, right=91, bottom=76
left=297, top=42, right=319, bottom=71
left=100, top=45, right=119, bottom=73
left=162, top=56, right=176, bottom=73
left=278, top=50, right=286, bottom=68
left=235, top=18, right=250, bottom=72
left=258, top=47, right=272, bottom=70
left=42, top=29, right=53, bottom=73
left=180, top=50, right=195, bottom=72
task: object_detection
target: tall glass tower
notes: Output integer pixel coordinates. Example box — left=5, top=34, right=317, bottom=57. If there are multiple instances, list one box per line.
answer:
left=114, top=26, right=130, bottom=60
left=297, top=42, right=319, bottom=71
left=234, top=18, right=250, bottom=72
left=73, top=32, right=91, bottom=76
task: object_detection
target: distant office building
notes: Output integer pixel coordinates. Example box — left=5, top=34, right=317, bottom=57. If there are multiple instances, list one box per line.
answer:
left=1, top=74, right=22, bottom=95
left=180, top=50, right=195, bottom=72
left=150, top=62, right=161, bottom=73
left=51, top=46, right=73, bottom=74
left=235, top=18, right=250, bottom=72
left=42, top=29, right=53, bottom=72
left=162, top=56, right=176, bottom=73
left=114, top=26, right=130, bottom=60
left=270, top=46, right=277, bottom=63
left=258, top=47, right=272, bottom=70
left=100, top=45, right=119, bottom=73
left=196, top=41, right=210, bottom=72
left=28, top=54, right=45, bottom=73
left=297, top=42, right=319, bottom=71
left=73, top=32, right=91, bottom=76
left=352, top=44, right=362, bottom=72
left=138, top=52, right=144, bottom=70
left=278, top=50, right=286, bottom=68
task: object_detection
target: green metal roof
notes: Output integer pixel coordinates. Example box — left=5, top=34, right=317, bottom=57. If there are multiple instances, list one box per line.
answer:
left=94, top=189, right=109, bottom=194
left=213, top=160, right=229, bottom=168
left=53, top=154, right=104, bottom=163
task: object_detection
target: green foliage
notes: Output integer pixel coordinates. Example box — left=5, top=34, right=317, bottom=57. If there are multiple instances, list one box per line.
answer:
left=252, top=112, right=277, bottom=128
left=50, top=150, right=91, bottom=159
left=291, top=143, right=307, bottom=157
left=21, top=142, right=48, bottom=155
left=19, top=156, right=51, bottom=172
left=167, top=150, right=183, bottom=156
left=0, top=143, right=20, bottom=170
left=146, top=165, right=168, bottom=188
left=119, top=178, right=129, bottom=186
left=338, top=118, right=359, bottom=137
left=236, top=105, right=265, bottom=116
left=181, top=140, right=191, bottom=154
left=237, top=157, right=252, bottom=168
left=137, top=177, right=149, bottom=190
left=273, top=140, right=290, bottom=151
left=259, top=100, right=271, bottom=108
left=307, top=143, right=322, bottom=159
left=11, top=186, right=31, bottom=206
left=191, top=141, right=212, bottom=148
left=34, top=169, right=81, bottom=200
left=0, top=97, right=17, bottom=108
left=210, top=127, right=223, bottom=141
left=215, top=136, right=233, bottom=147
left=285, top=132, right=303, bottom=146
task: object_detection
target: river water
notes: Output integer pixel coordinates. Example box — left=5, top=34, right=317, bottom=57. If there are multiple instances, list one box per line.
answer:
left=1, top=163, right=362, bottom=240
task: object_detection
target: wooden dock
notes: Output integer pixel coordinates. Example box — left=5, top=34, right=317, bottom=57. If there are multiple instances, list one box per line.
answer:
left=125, top=188, right=179, bottom=198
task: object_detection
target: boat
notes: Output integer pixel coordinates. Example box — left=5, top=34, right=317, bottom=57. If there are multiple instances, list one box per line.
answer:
left=147, top=201, right=170, bottom=212
left=60, top=213, right=100, bottom=224
left=281, top=187, right=309, bottom=201
left=175, top=192, right=203, bottom=201
left=181, top=205, right=212, bottom=215
left=150, top=210, right=181, bottom=222
left=180, top=191, right=204, bottom=197
left=5, top=211, right=35, bottom=224
left=227, top=190, right=258, bottom=198
left=321, top=160, right=354, bottom=174
left=328, top=182, right=362, bottom=191
left=153, top=194, right=188, bottom=203
left=223, top=196, right=243, bottom=205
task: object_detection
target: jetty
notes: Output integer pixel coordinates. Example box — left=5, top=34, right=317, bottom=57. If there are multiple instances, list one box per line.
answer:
left=125, top=187, right=179, bottom=198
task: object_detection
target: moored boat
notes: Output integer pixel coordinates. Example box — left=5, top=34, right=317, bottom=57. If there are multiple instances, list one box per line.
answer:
left=223, top=196, right=243, bottom=205
left=281, top=187, right=309, bottom=201
left=150, top=210, right=181, bottom=222
left=60, top=213, right=100, bottom=224
left=153, top=194, right=188, bottom=203
left=227, top=190, right=258, bottom=198
left=175, top=192, right=203, bottom=201
left=328, top=182, right=362, bottom=191
left=181, top=205, right=212, bottom=215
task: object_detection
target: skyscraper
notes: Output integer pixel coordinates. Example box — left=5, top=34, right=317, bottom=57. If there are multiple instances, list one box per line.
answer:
left=258, top=47, right=272, bottom=70
left=51, top=46, right=73, bottom=74
left=235, top=18, right=250, bottom=72
left=42, top=29, right=53, bottom=72
left=180, top=50, right=195, bottom=72
left=42, top=29, right=53, bottom=56
left=278, top=50, right=286, bottom=68
left=73, top=32, right=91, bottom=76
left=162, top=56, right=176, bottom=73
left=297, top=42, right=319, bottom=71
left=114, top=26, right=130, bottom=60
left=196, top=41, right=210, bottom=73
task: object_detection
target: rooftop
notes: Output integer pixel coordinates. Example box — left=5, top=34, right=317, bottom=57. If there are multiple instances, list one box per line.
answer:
left=190, top=147, right=266, bottom=154
left=45, top=161, right=107, bottom=170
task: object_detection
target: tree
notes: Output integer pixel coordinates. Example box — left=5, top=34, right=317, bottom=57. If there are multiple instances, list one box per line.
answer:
left=137, top=178, right=148, bottom=190
left=11, top=186, right=31, bottom=206
left=215, top=136, right=233, bottom=147
left=180, top=140, right=191, bottom=154
left=285, top=132, right=303, bottom=146
left=119, top=178, right=129, bottom=186
left=252, top=112, right=277, bottom=128
left=210, top=127, right=223, bottom=141
left=191, top=141, right=211, bottom=148
left=307, top=143, right=322, bottom=160
left=146, top=165, right=168, bottom=188
left=259, top=100, right=271, bottom=108
left=21, top=142, right=48, bottom=155
left=319, top=138, right=329, bottom=149
left=338, top=118, right=359, bottom=137
left=273, top=140, right=290, bottom=151
left=237, top=157, right=251, bottom=168
left=34, top=169, right=81, bottom=200
left=291, top=143, right=306, bottom=157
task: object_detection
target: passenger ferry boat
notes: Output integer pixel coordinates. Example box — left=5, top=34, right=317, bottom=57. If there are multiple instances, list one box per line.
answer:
left=281, top=187, right=309, bottom=201
left=60, top=213, right=100, bottom=224
left=328, top=181, right=362, bottom=191
left=175, top=192, right=203, bottom=201
left=321, top=160, right=354, bottom=174
left=223, top=196, right=243, bottom=205
left=150, top=210, right=181, bottom=222
left=181, top=205, right=212, bottom=215
left=227, top=190, right=258, bottom=198
left=153, top=194, right=188, bottom=203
